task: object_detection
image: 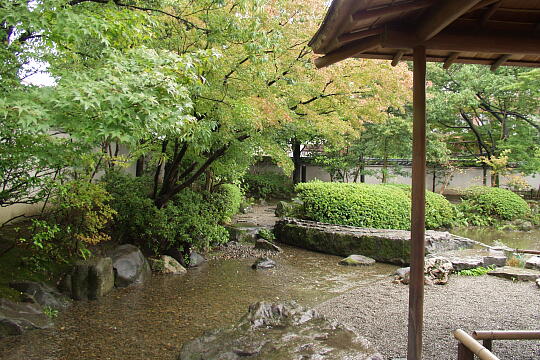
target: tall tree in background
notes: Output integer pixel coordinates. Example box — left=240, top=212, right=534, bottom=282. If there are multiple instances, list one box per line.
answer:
left=427, top=64, right=540, bottom=186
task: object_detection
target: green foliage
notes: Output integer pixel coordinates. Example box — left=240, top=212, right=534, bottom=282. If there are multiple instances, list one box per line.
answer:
left=458, top=186, right=531, bottom=226
left=295, top=182, right=456, bottom=230
left=103, top=171, right=240, bottom=254
left=242, top=172, right=293, bottom=199
left=43, top=306, right=59, bottom=319
left=457, top=265, right=496, bottom=276
left=257, top=228, right=275, bottom=242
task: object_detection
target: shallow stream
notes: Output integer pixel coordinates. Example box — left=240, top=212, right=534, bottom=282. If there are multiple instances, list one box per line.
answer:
left=0, top=245, right=395, bottom=360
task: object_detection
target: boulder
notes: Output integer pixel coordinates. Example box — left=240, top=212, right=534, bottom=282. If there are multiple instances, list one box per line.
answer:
left=339, top=255, right=376, bottom=266
left=110, top=245, right=151, bottom=288
left=424, top=257, right=453, bottom=285
left=251, top=257, right=276, bottom=269
left=525, top=256, right=540, bottom=271
left=483, top=255, right=507, bottom=268
left=0, top=299, right=52, bottom=338
left=149, top=255, right=187, bottom=275
left=449, top=257, right=483, bottom=271
left=274, top=201, right=301, bottom=217
left=9, top=281, right=70, bottom=310
left=178, top=301, right=382, bottom=360
left=394, top=267, right=411, bottom=284
left=488, top=266, right=540, bottom=282
left=536, top=278, right=540, bottom=288
left=188, top=251, right=206, bottom=268
left=274, top=218, right=477, bottom=265
left=225, top=225, right=260, bottom=243
left=254, top=239, right=282, bottom=252
left=71, top=257, right=115, bottom=300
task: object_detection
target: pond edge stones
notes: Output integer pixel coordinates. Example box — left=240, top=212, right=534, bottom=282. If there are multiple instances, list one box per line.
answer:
left=339, top=255, right=376, bottom=266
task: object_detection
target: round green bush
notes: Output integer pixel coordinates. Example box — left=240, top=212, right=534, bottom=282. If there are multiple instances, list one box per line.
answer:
left=295, top=182, right=456, bottom=230
left=459, top=186, right=530, bottom=225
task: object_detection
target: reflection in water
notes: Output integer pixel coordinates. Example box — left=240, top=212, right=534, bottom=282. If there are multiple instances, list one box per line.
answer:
left=450, top=227, right=540, bottom=250
left=0, top=245, right=396, bottom=360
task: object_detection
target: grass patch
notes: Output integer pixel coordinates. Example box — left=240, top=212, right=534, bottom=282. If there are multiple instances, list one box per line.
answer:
left=457, top=265, right=496, bottom=276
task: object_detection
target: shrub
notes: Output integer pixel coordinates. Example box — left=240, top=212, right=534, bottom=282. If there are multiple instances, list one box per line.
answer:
left=102, top=171, right=241, bottom=255
left=20, top=180, right=116, bottom=267
left=458, top=186, right=530, bottom=226
left=295, top=182, right=456, bottom=230
left=242, top=172, right=293, bottom=199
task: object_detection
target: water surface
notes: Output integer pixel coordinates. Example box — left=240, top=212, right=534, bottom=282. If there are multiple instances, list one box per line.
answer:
left=451, top=227, right=540, bottom=250
left=0, top=245, right=396, bottom=360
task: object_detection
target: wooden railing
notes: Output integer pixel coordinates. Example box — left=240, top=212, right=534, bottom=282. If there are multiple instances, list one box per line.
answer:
left=454, top=329, right=540, bottom=360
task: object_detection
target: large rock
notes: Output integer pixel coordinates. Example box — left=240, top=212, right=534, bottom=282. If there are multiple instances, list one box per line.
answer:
left=225, top=224, right=261, bottom=243
left=149, top=255, right=187, bottom=275
left=251, top=257, right=276, bottom=269
left=448, top=257, right=484, bottom=271
left=109, top=245, right=151, bottom=288
left=274, top=218, right=478, bottom=265
left=0, top=299, right=52, bottom=338
left=9, top=281, right=70, bottom=310
left=188, top=251, right=206, bottom=268
left=178, top=301, right=382, bottom=360
left=71, top=257, right=115, bottom=300
left=483, top=255, right=507, bottom=267
left=525, top=256, right=540, bottom=271
left=424, top=257, right=453, bottom=285
left=339, top=255, right=376, bottom=266
left=488, top=266, right=540, bottom=282
left=254, top=239, right=282, bottom=252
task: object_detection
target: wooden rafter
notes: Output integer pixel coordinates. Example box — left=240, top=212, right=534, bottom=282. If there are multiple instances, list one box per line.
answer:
left=481, top=1, right=502, bottom=26
left=338, top=27, right=384, bottom=43
left=351, top=0, right=432, bottom=22
left=391, top=50, right=405, bottom=66
left=443, top=52, right=460, bottom=69
left=314, top=36, right=380, bottom=68
left=415, top=0, right=482, bottom=41
left=490, top=54, right=512, bottom=71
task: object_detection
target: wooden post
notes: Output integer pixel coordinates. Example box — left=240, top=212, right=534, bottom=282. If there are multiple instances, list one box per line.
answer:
left=407, top=45, right=426, bottom=360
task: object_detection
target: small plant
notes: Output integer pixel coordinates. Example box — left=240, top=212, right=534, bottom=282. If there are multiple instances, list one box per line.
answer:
left=457, top=265, right=496, bottom=276
left=506, top=255, right=525, bottom=268
left=43, top=306, right=59, bottom=319
left=258, top=228, right=275, bottom=242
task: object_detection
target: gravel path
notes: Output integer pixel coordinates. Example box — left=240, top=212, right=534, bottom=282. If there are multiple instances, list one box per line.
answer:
left=317, top=276, right=540, bottom=360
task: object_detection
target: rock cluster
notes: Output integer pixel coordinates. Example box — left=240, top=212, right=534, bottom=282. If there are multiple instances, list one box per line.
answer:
left=178, top=301, right=383, bottom=360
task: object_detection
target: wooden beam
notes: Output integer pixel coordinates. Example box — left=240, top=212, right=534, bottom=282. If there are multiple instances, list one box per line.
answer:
left=490, top=54, right=511, bottom=71
left=383, top=28, right=540, bottom=55
left=357, top=52, right=540, bottom=68
left=314, top=35, right=380, bottom=68
left=415, top=0, right=482, bottom=41
left=338, top=27, right=384, bottom=43
left=443, top=52, right=460, bottom=69
left=480, top=1, right=502, bottom=27
left=352, top=0, right=432, bottom=23
left=408, top=45, right=426, bottom=360
left=469, top=0, right=501, bottom=12
left=391, top=50, right=405, bottom=66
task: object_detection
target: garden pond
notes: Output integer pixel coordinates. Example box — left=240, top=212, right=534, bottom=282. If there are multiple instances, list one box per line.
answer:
left=0, top=228, right=538, bottom=360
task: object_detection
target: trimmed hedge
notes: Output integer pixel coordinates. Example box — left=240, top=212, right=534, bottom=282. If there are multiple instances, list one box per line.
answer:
left=458, top=186, right=530, bottom=226
left=295, top=182, right=456, bottom=230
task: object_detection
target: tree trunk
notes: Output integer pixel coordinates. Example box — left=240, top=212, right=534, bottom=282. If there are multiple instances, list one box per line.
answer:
left=482, top=164, right=488, bottom=186
left=382, top=156, right=388, bottom=183
left=136, top=156, right=145, bottom=177
left=292, top=139, right=302, bottom=185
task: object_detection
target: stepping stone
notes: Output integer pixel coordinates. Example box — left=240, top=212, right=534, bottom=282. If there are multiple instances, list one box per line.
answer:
left=450, top=257, right=483, bottom=271
left=483, top=255, right=506, bottom=267
left=252, top=257, right=276, bottom=269
left=488, top=266, right=540, bottom=282
left=525, top=256, right=540, bottom=271
left=339, top=255, right=376, bottom=266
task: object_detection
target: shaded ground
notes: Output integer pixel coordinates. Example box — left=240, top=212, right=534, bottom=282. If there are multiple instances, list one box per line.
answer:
left=317, top=276, right=540, bottom=360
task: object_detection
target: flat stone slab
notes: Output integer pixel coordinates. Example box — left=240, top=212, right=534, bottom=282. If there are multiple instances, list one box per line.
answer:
left=488, top=266, right=540, bottom=282
left=274, top=218, right=478, bottom=265
left=339, top=255, right=376, bottom=266
left=525, top=256, right=540, bottom=271
left=449, top=257, right=484, bottom=271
